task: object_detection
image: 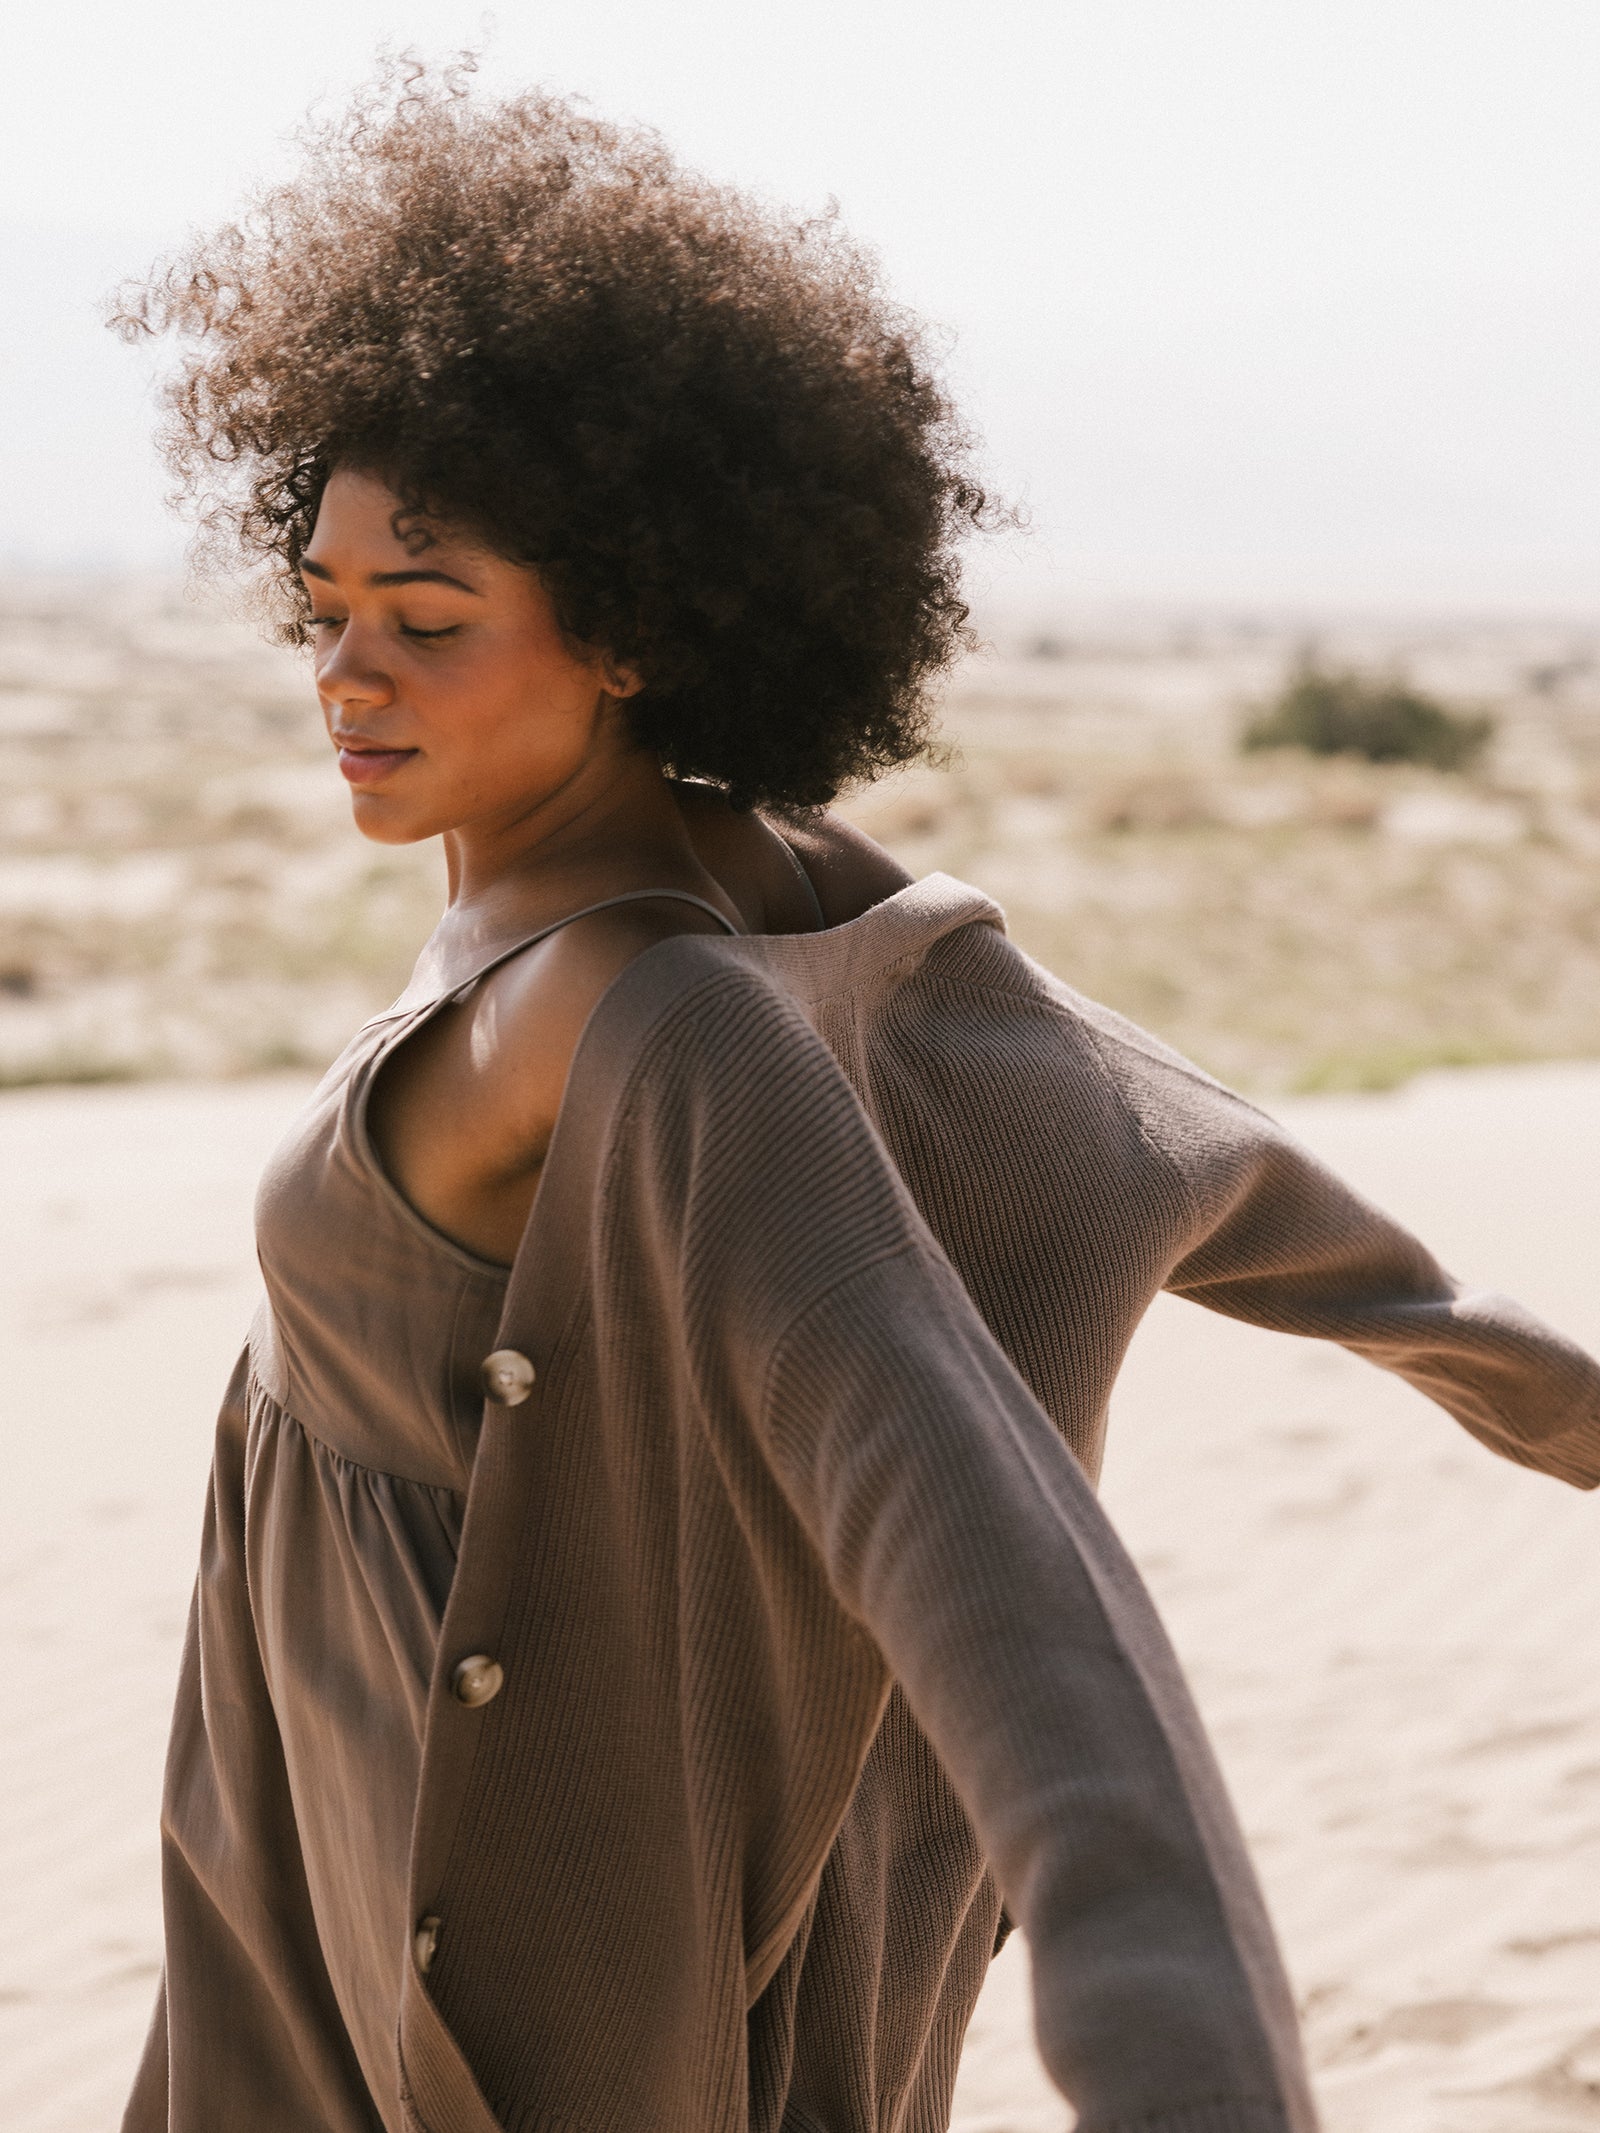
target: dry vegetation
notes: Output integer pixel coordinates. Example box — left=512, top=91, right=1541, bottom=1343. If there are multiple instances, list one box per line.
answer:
left=4, top=581, right=1600, bottom=1093
left=0, top=582, right=443, bottom=1085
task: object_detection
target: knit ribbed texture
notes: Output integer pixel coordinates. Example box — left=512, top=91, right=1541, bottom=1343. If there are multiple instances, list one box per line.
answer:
left=128, top=874, right=1600, bottom=2133
left=399, top=877, right=1600, bottom=2131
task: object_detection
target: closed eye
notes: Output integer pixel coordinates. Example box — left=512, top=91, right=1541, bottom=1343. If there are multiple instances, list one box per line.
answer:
left=401, top=624, right=463, bottom=641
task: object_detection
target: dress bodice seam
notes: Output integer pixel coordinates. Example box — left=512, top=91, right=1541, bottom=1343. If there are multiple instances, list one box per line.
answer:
left=247, top=1370, right=470, bottom=1497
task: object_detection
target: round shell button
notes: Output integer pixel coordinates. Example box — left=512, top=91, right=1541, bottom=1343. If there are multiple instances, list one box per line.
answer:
left=481, top=1348, right=536, bottom=1406
left=451, top=1654, right=504, bottom=1708
left=414, top=1914, right=441, bottom=1976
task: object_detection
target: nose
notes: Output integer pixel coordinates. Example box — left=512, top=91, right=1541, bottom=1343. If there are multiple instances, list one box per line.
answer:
left=316, top=619, right=396, bottom=714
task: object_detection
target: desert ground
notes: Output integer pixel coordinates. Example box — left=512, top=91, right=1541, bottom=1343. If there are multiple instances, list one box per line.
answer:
left=4, top=1061, right=1599, bottom=2133
left=4, top=584, right=1600, bottom=2130
left=3, top=582, right=1600, bottom=1095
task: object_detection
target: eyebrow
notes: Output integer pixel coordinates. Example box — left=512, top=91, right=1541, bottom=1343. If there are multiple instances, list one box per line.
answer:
left=299, top=560, right=484, bottom=595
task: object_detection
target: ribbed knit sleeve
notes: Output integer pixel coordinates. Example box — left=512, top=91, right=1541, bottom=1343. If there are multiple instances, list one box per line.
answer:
left=616, top=966, right=1319, bottom=2133
left=1061, top=1000, right=1600, bottom=1489
left=387, top=893, right=1600, bottom=2133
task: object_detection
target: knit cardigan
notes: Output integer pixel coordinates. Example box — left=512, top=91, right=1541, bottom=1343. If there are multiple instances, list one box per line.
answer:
left=383, top=874, right=1599, bottom=2133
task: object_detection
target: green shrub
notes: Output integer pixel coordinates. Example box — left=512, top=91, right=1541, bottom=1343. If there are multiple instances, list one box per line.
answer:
left=1242, top=663, right=1492, bottom=771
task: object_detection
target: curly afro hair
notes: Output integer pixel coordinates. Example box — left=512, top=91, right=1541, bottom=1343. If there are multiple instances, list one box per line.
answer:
left=113, top=60, right=997, bottom=809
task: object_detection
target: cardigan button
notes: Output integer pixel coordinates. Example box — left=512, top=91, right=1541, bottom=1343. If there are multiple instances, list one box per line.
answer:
left=481, top=1348, right=536, bottom=1406
left=451, top=1654, right=504, bottom=1707
left=414, top=1914, right=441, bottom=1976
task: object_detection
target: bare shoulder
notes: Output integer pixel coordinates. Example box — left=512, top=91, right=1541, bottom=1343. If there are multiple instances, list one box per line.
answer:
left=774, top=807, right=912, bottom=926
left=471, top=897, right=735, bottom=1146
left=368, top=896, right=735, bottom=1265
left=368, top=809, right=911, bottom=1267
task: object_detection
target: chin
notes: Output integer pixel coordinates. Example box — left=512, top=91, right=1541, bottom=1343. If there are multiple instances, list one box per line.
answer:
left=347, top=795, right=438, bottom=845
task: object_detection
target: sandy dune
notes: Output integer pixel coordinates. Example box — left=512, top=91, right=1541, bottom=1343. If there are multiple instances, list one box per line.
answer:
left=3, top=1059, right=1599, bottom=2132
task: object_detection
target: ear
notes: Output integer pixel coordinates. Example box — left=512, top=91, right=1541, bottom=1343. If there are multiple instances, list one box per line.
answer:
left=598, top=655, right=645, bottom=700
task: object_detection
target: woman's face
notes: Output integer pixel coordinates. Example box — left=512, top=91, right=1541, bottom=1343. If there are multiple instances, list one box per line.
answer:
left=300, top=468, right=640, bottom=846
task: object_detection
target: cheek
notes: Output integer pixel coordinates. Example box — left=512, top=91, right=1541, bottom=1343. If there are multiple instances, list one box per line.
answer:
left=422, top=642, right=601, bottom=770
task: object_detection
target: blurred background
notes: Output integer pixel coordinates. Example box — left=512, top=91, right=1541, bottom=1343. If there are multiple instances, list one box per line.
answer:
left=4, top=0, right=1600, bottom=1094
left=6, top=8, right=1600, bottom=2133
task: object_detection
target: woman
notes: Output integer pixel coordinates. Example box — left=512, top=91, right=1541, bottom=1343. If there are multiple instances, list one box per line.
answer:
left=118, top=70, right=1600, bottom=2133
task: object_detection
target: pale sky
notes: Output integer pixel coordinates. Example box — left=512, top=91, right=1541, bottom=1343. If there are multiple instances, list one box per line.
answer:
left=4, top=1, right=1600, bottom=616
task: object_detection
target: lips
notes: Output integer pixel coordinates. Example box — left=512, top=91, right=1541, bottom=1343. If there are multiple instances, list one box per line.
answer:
left=335, top=741, right=418, bottom=787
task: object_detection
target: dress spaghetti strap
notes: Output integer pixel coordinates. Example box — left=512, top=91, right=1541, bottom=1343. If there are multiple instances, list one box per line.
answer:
left=445, top=888, right=741, bottom=1003
left=773, top=836, right=828, bottom=930
left=565, top=887, right=742, bottom=935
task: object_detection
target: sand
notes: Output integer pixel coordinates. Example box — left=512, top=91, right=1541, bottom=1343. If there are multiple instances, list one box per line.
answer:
left=3, top=1058, right=1599, bottom=2132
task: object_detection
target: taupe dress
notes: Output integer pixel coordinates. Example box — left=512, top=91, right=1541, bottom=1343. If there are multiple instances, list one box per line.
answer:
left=129, top=890, right=737, bottom=2133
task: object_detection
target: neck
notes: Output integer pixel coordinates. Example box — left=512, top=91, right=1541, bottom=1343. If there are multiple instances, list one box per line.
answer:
left=445, top=748, right=698, bottom=902
left=426, top=746, right=738, bottom=970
